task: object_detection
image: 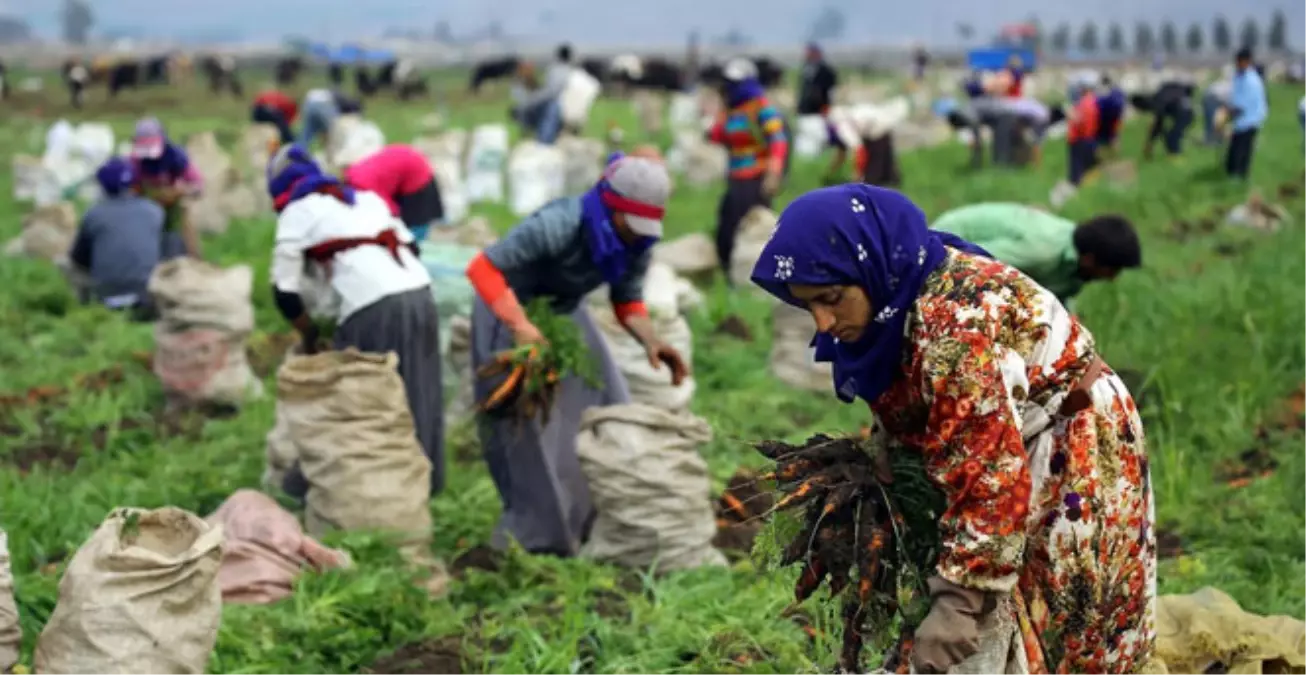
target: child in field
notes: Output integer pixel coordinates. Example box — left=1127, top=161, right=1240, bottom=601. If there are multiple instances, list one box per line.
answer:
left=1065, top=73, right=1102, bottom=186
left=130, top=117, right=204, bottom=258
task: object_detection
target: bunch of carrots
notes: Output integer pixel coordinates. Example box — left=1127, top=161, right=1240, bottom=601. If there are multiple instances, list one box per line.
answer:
left=476, top=298, right=599, bottom=424
left=753, top=433, right=944, bottom=673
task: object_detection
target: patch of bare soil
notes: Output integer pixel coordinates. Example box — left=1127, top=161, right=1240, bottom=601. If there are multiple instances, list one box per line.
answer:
left=713, top=314, right=754, bottom=342
left=3, top=405, right=205, bottom=475
left=1155, top=524, right=1185, bottom=559
left=450, top=545, right=504, bottom=576
left=712, top=469, right=774, bottom=556
left=0, top=364, right=132, bottom=412
left=1215, top=442, right=1279, bottom=489
left=365, top=635, right=466, bottom=674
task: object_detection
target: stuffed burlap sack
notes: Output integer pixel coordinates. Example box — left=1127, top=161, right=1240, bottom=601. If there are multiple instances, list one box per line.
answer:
left=577, top=404, right=726, bottom=572
left=34, top=507, right=224, bottom=674
left=148, top=258, right=262, bottom=408
left=276, top=349, right=433, bottom=548
left=769, top=300, right=834, bottom=392
left=0, top=528, right=20, bottom=673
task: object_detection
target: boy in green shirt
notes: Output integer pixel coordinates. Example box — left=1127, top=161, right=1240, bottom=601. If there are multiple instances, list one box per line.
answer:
left=931, top=202, right=1141, bottom=309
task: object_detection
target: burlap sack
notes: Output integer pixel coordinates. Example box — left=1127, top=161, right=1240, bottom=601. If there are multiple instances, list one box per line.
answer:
left=205, top=490, right=350, bottom=605
left=577, top=404, right=726, bottom=572
left=148, top=259, right=262, bottom=408
left=276, top=349, right=433, bottom=547
left=4, top=202, right=77, bottom=262
left=590, top=307, right=695, bottom=412
left=240, top=124, right=280, bottom=177
left=0, top=528, right=20, bottom=673
left=652, top=233, right=717, bottom=281
left=769, top=301, right=833, bottom=392
left=729, top=206, right=778, bottom=288
left=263, top=397, right=297, bottom=491
left=34, top=507, right=224, bottom=674
left=443, top=315, right=476, bottom=426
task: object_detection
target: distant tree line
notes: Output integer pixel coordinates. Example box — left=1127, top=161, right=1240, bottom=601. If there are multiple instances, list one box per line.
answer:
left=1043, top=10, right=1290, bottom=57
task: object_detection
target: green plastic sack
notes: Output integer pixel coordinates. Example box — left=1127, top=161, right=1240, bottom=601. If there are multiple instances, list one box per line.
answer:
left=419, top=242, right=479, bottom=391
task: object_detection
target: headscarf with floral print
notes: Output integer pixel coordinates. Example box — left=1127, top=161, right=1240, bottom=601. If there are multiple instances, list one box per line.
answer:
left=749, top=184, right=990, bottom=404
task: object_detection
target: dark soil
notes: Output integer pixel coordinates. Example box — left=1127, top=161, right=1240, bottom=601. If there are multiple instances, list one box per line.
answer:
left=1164, top=217, right=1219, bottom=243
left=451, top=545, right=504, bottom=576
left=1214, top=444, right=1279, bottom=486
left=1155, top=525, right=1185, bottom=559
left=1213, top=241, right=1253, bottom=258
left=713, top=314, right=754, bottom=342
left=590, top=588, right=630, bottom=620
left=3, top=404, right=205, bottom=475
left=712, top=469, right=773, bottom=555
left=365, top=635, right=466, bottom=674
left=0, top=364, right=132, bottom=412
left=1277, top=181, right=1302, bottom=200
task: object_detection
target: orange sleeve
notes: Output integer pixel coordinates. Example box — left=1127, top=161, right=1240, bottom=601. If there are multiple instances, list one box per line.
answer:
left=613, top=300, right=649, bottom=324
left=467, top=252, right=510, bottom=306
left=467, top=253, right=533, bottom=332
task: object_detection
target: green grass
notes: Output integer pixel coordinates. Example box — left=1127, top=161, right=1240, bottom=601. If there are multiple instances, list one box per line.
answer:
left=0, top=74, right=1302, bottom=673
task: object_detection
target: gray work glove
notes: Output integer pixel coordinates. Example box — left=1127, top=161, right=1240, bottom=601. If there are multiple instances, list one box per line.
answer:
left=910, top=576, right=998, bottom=674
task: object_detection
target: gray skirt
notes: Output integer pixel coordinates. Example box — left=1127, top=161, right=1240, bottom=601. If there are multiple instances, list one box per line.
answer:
left=471, top=297, right=630, bottom=556
left=335, top=286, right=445, bottom=494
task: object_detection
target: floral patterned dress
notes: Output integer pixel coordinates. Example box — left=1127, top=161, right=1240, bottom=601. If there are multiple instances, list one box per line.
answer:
left=870, top=248, right=1156, bottom=674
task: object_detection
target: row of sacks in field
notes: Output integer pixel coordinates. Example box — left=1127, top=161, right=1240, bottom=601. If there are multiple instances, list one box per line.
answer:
left=6, top=506, right=1304, bottom=674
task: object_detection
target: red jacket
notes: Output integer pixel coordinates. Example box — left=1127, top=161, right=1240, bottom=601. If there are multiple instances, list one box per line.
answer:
left=254, top=90, right=299, bottom=124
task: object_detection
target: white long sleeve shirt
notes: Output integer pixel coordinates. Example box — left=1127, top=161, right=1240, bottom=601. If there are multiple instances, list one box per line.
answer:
left=271, top=190, right=430, bottom=322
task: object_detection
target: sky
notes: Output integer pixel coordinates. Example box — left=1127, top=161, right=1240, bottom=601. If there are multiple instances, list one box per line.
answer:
left=0, top=0, right=1301, bottom=48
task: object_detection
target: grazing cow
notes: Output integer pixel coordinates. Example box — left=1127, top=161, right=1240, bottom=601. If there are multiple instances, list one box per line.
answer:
left=374, top=61, right=398, bottom=89
left=328, top=62, right=345, bottom=86
left=275, top=57, right=305, bottom=86
left=200, top=55, right=243, bottom=96
left=469, top=55, right=519, bottom=93
left=108, top=60, right=142, bottom=97
left=610, top=56, right=686, bottom=92
left=354, top=66, right=378, bottom=97
left=580, top=57, right=608, bottom=82
left=143, top=56, right=170, bottom=85
left=700, top=57, right=785, bottom=89
left=393, top=60, right=428, bottom=100
left=62, top=60, right=90, bottom=108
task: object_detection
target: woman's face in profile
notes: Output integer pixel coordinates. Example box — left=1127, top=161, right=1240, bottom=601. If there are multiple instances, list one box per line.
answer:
left=788, top=283, right=872, bottom=343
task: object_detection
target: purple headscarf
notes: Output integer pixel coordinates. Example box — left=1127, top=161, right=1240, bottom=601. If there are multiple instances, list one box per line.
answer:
left=749, top=184, right=990, bottom=404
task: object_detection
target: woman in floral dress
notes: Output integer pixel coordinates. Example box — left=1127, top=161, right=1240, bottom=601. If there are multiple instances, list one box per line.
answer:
left=750, top=184, right=1156, bottom=674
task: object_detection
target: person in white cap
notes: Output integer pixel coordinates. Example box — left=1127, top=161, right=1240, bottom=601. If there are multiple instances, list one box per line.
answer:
left=464, top=153, right=688, bottom=557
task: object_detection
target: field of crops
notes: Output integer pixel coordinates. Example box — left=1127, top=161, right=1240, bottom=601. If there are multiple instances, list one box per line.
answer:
left=0, top=72, right=1303, bottom=674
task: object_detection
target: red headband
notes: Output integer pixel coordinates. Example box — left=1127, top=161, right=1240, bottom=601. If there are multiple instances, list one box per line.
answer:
left=600, top=189, right=664, bottom=220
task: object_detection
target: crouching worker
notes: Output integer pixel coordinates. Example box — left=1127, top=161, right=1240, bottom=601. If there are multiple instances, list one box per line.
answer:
left=932, top=202, right=1141, bottom=313
left=130, top=117, right=204, bottom=259
left=1136, top=80, right=1196, bottom=159
left=267, top=145, right=446, bottom=496
left=342, top=144, right=444, bottom=246
left=67, top=158, right=176, bottom=320
left=465, top=155, right=689, bottom=556
left=251, top=88, right=299, bottom=145
left=1065, top=73, right=1102, bottom=187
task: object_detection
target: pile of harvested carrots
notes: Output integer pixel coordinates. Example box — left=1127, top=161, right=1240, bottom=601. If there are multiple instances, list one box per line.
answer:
left=754, top=433, right=944, bottom=673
